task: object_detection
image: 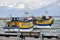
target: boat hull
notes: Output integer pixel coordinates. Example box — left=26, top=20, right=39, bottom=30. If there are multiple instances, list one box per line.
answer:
left=3, top=26, right=34, bottom=32
left=34, top=18, right=54, bottom=26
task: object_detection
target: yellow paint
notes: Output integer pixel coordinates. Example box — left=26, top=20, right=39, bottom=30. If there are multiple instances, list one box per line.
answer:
left=35, top=18, right=53, bottom=24
left=8, top=21, right=33, bottom=28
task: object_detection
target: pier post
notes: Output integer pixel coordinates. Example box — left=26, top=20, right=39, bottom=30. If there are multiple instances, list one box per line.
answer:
left=40, top=29, right=44, bottom=40
left=18, top=27, right=20, bottom=40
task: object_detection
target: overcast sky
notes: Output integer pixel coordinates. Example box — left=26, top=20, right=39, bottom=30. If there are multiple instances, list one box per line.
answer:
left=0, top=0, right=60, bottom=17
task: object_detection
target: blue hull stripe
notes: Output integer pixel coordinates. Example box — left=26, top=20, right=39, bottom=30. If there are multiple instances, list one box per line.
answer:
left=36, top=24, right=50, bottom=26
left=36, top=21, right=53, bottom=26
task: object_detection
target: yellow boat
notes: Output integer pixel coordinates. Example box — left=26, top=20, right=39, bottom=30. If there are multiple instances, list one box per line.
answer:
left=4, top=17, right=34, bottom=32
left=34, top=16, right=54, bottom=26
left=8, top=18, right=33, bottom=29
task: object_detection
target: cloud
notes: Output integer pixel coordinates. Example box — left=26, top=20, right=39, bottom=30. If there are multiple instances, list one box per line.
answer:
left=14, top=4, right=25, bottom=9
left=0, top=0, right=57, bottom=10
left=8, top=4, right=14, bottom=8
left=58, top=2, right=60, bottom=6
